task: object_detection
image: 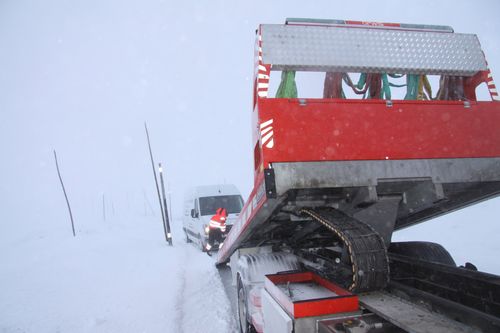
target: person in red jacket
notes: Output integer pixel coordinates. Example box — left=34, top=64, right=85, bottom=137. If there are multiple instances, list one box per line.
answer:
left=205, top=207, right=227, bottom=256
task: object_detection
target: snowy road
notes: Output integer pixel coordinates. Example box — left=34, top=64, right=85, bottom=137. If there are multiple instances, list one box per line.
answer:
left=173, top=243, right=237, bottom=333
left=0, top=216, right=237, bottom=333
left=217, top=264, right=237, bottom=314
left=2, top=203, right=498, bottom=333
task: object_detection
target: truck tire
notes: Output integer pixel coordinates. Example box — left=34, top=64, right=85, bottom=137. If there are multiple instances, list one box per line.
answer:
left=237, top=274, right=256, bottom=333
left=389, top=241, right=456, bottom=266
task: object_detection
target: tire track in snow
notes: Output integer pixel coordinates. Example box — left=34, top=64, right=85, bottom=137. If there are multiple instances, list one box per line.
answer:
left=173, top=243, right=237, bottom=332
left=173, top=247, right=188, bottom=333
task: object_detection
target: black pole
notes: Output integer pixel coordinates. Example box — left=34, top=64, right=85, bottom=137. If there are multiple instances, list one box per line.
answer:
left=159, top=163, right=172, bottom=246
left=144, top=123, right=168, bottom=242
left=53, top=150, right=76, bottom=237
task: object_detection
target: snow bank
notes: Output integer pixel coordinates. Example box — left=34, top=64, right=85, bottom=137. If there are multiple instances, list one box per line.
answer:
left=0, top=216, right=235, bottom=333
left=174, top=246, right=237, bottom=333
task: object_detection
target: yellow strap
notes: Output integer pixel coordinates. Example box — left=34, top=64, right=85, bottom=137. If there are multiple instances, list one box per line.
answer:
left=417, top=75, right=432, bottom=100
left=423, top=75, right=432, bottom=99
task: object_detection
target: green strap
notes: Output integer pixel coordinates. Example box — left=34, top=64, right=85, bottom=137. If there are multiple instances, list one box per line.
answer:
left=389, top=82, right=407, bottom=88
left=356, top=73, right=368, bottom=99
left=276, top=71, right=298, bottom=98
left=348, top=73, right=419, bottom=100
left=356, top=73, right=367, bottom=90
left=404, top=74, right=419, bottom=100
left=381, top=74, right=391, bottom=100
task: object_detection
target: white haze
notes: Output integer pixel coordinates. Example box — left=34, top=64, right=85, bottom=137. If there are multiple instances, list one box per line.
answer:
left=1, top=1, right=499, bottom=270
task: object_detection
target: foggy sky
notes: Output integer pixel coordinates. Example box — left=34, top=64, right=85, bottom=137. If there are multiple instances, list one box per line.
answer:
left=1, top=0, right=499, bottom=242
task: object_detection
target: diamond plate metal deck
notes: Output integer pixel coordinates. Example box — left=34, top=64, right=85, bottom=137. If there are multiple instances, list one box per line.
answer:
left=360, top=291, right=479, bottom=333
left=261, top=24, right=486, bottom=76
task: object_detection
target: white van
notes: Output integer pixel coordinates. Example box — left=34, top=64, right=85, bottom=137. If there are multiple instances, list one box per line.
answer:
left=183, top=184, right=244, bottom=251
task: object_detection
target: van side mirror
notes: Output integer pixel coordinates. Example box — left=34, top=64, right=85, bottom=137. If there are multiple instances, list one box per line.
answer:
left=191, top=209, right=199, bottom=218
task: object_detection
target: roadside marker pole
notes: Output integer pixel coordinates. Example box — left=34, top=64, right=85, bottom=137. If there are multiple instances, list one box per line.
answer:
left=144, top=123, right=169, bottom=243
left=53, top=150, right=76, bottom=237
left=159, top=163, right=173, bottom=246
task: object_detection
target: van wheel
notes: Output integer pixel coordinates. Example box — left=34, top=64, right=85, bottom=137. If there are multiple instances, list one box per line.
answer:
left=237, top=275, right=256, bottom=333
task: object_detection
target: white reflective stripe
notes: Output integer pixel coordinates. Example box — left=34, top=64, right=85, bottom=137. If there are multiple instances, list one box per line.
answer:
left=209, top=220, right=226, bottom=230
left=258, top=73, right=270, bottom=80
left=488, top=72, right=493, bottom=78
left=257, top=82, right=269, bottom=89
left=492, top=95, right=500, bottom=101
left=206, top=244, right=212, bottom=250
left=209, top=220, right=220, bottom=227
left=260, top=126, right=272, bottom=136
left=258, top=64, right=267, bottom=72
left=257, top=91, right=268, bottom=97
left=261, top=131, right=273, bottom=145
left=260, top=119, right=273, bottom=129
left=266, top=138, right=274, bottom=149
left=490, top=88, right=498, bottom=94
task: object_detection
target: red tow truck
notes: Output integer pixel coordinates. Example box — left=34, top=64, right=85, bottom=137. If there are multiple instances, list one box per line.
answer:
left=217, top=18, right=500, bottom=333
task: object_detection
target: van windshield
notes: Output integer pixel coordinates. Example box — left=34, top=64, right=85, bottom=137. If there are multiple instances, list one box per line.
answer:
left=199, top=195, right=244, bottom=216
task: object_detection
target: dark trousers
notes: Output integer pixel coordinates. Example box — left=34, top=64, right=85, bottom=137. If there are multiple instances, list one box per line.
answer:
left=208, top=228, right=224, bottom=247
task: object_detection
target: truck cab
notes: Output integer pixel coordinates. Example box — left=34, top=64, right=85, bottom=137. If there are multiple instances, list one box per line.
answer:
left=183, top=184, right=244, bottom=250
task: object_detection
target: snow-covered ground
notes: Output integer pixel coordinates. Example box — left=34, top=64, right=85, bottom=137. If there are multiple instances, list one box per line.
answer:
left=0, top=216, right=236, bottom=333
left=1, top=198, right=498, bottom=333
